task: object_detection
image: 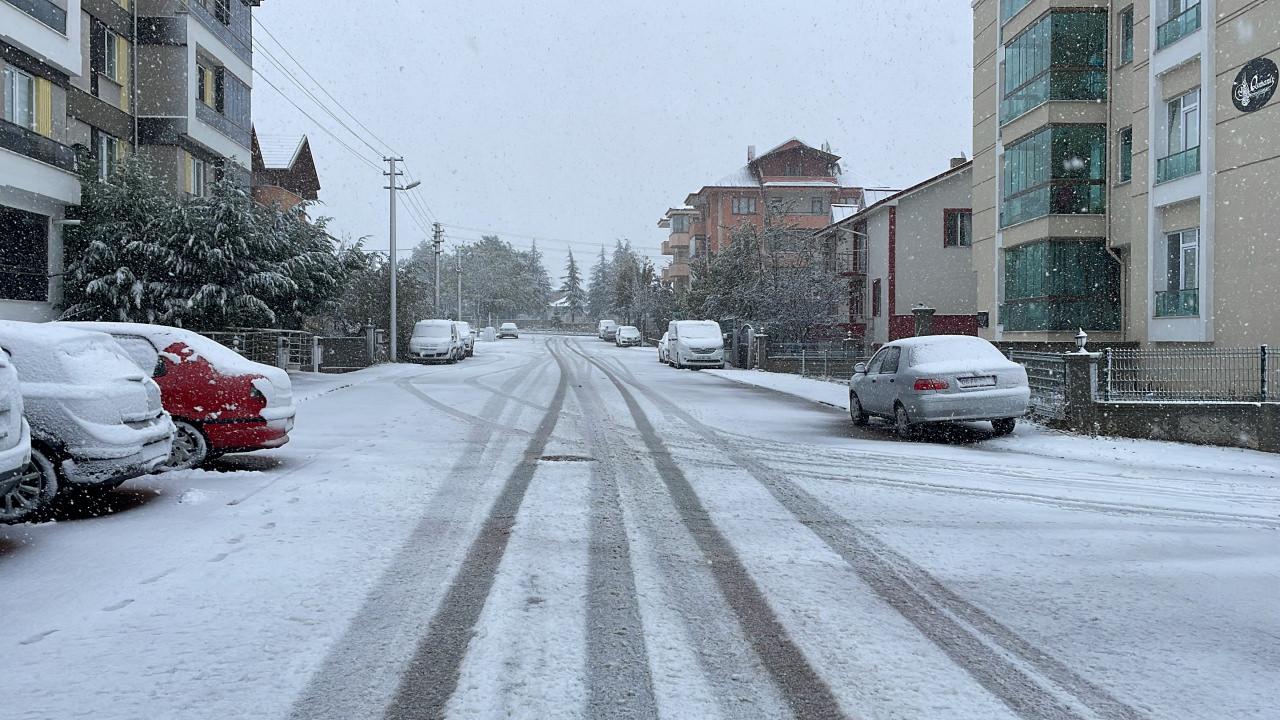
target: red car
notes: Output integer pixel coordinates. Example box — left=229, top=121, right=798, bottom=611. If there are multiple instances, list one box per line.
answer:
left=62, top=323, right=296, bottom=470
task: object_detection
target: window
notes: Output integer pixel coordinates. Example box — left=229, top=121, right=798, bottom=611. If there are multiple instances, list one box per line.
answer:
left=879, top=347, right=900, bottom=374
left=3, top=67, right=35, bottom=131
left=810, top=197, right=824, bottom=215
left=867, top=347, right=886, bottom=373
left=1117, top=127, right=1133, bottom=183
left=871, top=278, right=882, bottom=317
left=186, top=153, right=208, bottom=196
left=1157, top=0, right=1201, bottom=49
left=1001, top=125, right=1106, bottom=227
left=1001, top=0, right=1034, bottom=24
left=1002, top=239, right=1121, bottom=331
left=1158, top=89, right=1200, bottom=183
left=203, top=0, right=232, bottom=24
left=0, top=206, right=49, bottom=302
left=1156, top=228, right=1200, bottom=316
left=1118, top=7, right=1134, bottom=65
left=1000, top=12, right=1108, bottom=124
left=97, top=133, right=120, bottom=179
left=670, top=215, right=690, bottom=233
left=731, top=196, right=757, bottom=215
left=784, top=162, right=801, bottom=176
left=197, top=62, right=220, bottom=109
left=944, top=209, right=972, bottom=247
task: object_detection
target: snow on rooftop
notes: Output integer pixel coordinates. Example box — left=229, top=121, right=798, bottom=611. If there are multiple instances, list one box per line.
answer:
left=708, top=165, right=757, bottom=188
left=257, top=134, right=307, bottom=170
left=830, top=204, right=860, bottom=223
left=762, top=180, right=841, bottom=188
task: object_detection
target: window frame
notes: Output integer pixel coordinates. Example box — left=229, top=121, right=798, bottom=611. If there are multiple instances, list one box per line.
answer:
left=731, top=196, right=757, bottom=215
left=97, top=132, right=119, bottom=179
left=943, top=208, right=973, bottom=248
left=1117, top=126, right=1133, bottom=184
left=3, top=66, right=36, bottom=131
left=190, top=156, right=207, bottom=197
left=1166, top=88, right=1200, bottom=156
left=1118, top=6, right=1134, bottom=66
left=810, top=197, right=824, bottom=215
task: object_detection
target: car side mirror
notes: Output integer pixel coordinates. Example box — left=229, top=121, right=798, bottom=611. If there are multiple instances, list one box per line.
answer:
left=853, top=363, right=868, bottom=374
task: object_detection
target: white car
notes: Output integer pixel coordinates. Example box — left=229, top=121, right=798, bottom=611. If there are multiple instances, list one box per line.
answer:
left=498, top=322, right=519, bottom=339
left=849, top=335, right=1030, bottom=439
left=597, top=319, right=618, bottom=341
left=456, top=321, right=476, bottom=357
left=667, top=320, right=725, bottom=370
left=657, top=332, right=671, bottom=364
left=409, top=319, right=464, bottom=363
left=615, top=325, right=642, bottom=347
left=0, top=345, right=32, bottom=522
left=0, top=322, right=174, bottom=523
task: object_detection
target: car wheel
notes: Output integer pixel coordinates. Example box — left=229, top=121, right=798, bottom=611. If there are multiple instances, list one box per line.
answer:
left=849, top=393, right=869, bottom=426
left=2, top=446, right=58, bottom=524
left=157, top=420, right=210, bottom=472
left=894, top=403, right=916, bottom=440
left=992, top=418, right=1017, bottom=436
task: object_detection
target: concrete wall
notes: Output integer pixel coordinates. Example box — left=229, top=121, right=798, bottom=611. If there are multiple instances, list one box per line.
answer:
left=893, top=168, right=976, bottom=318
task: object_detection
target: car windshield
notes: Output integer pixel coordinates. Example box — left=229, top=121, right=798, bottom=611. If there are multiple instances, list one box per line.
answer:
left=8, top=6, right=1275, bottom=720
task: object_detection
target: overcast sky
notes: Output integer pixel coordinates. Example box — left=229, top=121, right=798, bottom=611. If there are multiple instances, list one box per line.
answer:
left=251, top=1, right=974, bottom=281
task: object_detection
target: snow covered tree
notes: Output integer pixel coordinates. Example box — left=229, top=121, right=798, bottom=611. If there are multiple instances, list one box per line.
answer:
left=586, top=246, right=610, bottom=320
left=560, top=250, right=586, bottom=323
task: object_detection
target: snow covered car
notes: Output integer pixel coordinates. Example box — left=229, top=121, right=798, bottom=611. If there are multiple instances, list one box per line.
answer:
left=615, top=325, right=642, bottom=347
left=597, top=319, right=618, bottom=341
left=657, top=332, right=670, bottom=363
left=409, top=320, right=463, bottom=362
left=667, top=320, right=725, bottom=369
left=849, top=335, right=1030, bottom=439
left=498, top=322, right=519, bottom=339
left=456, top=321, right=476, bottom=357
left=0, top=345, right=33, bottom=521
left=62, top=322, right=297, bottom=470
left=0, top=322, right=173, bottom=522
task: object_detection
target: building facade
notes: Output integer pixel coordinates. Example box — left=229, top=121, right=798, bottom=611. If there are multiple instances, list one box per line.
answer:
left=251, top=130, right=319, bottom=213
left=657, top=206, right=696, bottom=290
left=820, top=160, right=977, bottom=346
left=1, top=0, right=83, bottom=321
left=974, top=0, right=1280, bottom=347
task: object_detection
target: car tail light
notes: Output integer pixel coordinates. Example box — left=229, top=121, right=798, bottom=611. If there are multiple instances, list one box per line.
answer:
left=913, top=378, right=949, bottom=391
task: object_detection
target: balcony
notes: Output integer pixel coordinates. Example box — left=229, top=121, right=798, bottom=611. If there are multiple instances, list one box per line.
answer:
left=1154, top=288, right=1199, bottom=317
left=823, top=251, right=867, bottom=275
left=1157, top=3, right=1201, bottom=50
left=1156, top=146, right=1200, bottom=184
left=666, top=263, right=690, bottom=279
left=661, top=240, right=672, bottom=255
left=2, top=0, right=67, bottom=33
left=1000, top=69, right=1108, bottom=125
left=0, top=119, right=76, bottom=172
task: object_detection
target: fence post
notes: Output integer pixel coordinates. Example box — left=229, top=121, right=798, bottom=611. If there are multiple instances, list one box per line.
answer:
left=754, top=333, right=769, bottom=370
left=1062, top=352, right=1101, bottom=433
left=312, top=336, right=321, bottom=373
left=1262, top=345, right=1269, bottom=402
left=364, top=322, right=376, bottom=365
left=801, top=348, right=807, bottom=376
left=1103, top=348, right=1112, bottom=401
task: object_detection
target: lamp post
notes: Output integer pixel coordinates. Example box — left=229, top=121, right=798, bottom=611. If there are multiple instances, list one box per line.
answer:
left=383, top=155, right=420, bottom=363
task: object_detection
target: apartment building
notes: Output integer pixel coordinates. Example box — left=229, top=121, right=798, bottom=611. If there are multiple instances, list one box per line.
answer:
left=669, top=139, right=866, bottom=263
left=817, top=160, right=977, bottom=346
left=973, top=0, right=1280, bottom=347
left=657, top=206, right=697, bottom=290
left=67, top=0, right=137, bottom=180
left=1, top=0, right=83, bottom=321
left=137, top=0, right=258, bottom=193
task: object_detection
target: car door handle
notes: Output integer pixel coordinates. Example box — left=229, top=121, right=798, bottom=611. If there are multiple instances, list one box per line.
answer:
left=889, top=378, right=895, bottom=383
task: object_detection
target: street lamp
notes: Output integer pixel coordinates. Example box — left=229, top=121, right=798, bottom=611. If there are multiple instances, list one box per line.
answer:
left=384, top=156, right=422, bottom=363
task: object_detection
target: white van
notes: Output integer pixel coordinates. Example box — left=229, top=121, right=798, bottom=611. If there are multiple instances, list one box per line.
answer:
left=667, top=320, right=726, bottom=370
left=409, top=320, right=463, bottom=363
left=597, top=319, right=618, bottom=341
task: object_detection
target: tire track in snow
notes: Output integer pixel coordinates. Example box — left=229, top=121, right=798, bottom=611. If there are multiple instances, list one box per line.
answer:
left=572, top=342, right=1144, bottom=720
left=561, top=352, right=660, bottom=719
left=565, top=342, right=850, bottom=720
left=287, top=349, right=551, bottom=720
left=381, top=339, right=572, bottom=720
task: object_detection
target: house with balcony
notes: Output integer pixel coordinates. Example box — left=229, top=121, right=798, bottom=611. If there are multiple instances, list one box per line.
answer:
left=657, top=206, right=696, bottom=290
left=973, top=0, right=1280, bottom=348
left=817, top=159, right=977, bottom=346
left=136, top=0, right=259, bottom=194
left=251, top=130, right=319, bottom=214
left=1, top=0, right=83, bottom=321
left=673, top=139, right=866, bottom=260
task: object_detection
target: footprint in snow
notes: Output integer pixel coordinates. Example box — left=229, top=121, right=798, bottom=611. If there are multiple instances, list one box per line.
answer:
left=102, top=599, right=134, bottom=612
left=19, top=629, right=57, bottom=645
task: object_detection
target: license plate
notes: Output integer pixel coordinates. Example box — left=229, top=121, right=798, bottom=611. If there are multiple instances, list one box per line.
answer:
left=957, top=375, right=997, bottom=388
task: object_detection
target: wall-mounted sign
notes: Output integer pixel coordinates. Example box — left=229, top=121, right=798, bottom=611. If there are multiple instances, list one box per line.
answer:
left=1232, top=57, right=1278, bottom=113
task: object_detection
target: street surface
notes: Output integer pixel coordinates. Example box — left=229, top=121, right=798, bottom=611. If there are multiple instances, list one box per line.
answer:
left=3, top=335, right=1279, bottom=719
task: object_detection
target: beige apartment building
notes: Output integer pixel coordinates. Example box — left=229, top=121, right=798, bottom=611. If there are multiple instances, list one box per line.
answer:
left=972, top=0, right=1280, bottom=348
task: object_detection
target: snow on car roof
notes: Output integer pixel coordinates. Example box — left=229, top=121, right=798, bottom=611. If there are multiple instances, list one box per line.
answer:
left=60, top=321, right=284, bottom=380
left=0, top=320, right=115, bottom=352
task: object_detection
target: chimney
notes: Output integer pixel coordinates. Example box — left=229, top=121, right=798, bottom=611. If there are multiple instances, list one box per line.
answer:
left=747, top=145, right=756, bottom=163
left=950, top=152, right=968, bottom=169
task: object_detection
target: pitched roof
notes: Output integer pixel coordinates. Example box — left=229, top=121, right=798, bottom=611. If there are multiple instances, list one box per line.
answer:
left=256, top=134, right=307, bottom=170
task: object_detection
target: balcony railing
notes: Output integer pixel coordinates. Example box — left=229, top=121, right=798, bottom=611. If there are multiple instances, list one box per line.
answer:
left=1155, top=146, right=1200, bottom=184
left=0, top=119, right=77, bottom=172
left=1157, top=3, right=1201, bottom=50
left=1154, top=288, right=1199, bottom=317
left=823, top=251, right=867, bottom=275
left=661, top=240, right=672, bottom=255
left=2, top=0, right=67, bottom=33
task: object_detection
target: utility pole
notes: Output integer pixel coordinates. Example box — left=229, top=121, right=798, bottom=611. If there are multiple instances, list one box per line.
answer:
left=383, top=157, right=419, bottom=362
left=432, top=222, right=443, bottom=313
left=456, top=252, right=463, bottom=321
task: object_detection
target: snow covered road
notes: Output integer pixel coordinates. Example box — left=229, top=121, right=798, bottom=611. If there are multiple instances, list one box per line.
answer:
left=3, top=335, right=1279, bottom=719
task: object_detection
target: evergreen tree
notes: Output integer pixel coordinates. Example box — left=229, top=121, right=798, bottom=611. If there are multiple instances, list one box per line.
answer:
left=560, top=250, right=586, bottom=323
left=586, top=246, right=610, bottom=319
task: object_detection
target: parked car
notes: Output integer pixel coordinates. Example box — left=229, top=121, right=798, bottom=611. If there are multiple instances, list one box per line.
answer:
left=0, top=345, right=33, bottom=522
left=667, top=320, right=725, bottom=370
left=848, top=335, right=1029, bottom=439
left=498, top=322, right=520, bottom=339
left=0, top=322, right=173, bottom=523
left=657, top=332, right=671, bottom=364
left=615, top=325, right=643, bottom=347
left=597, top=319, right=618, bottom=341
left=62, top=322, right=297, bottom=471
left=409, top=320, right=464, bottom=362
left=457, top=321, right=476, bottom=357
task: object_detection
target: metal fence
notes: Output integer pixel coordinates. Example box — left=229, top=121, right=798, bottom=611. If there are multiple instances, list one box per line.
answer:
left=1009, top=351, right=1067, bottom=420
left=1102, top=346, right=1277, bottom=402
left=200, top=328, right=378, bottom=373
left=765, top=342, right=867, bottom=379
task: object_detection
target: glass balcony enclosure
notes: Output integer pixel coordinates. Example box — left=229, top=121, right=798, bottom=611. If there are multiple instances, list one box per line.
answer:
left=1001, top=125, right=1107, bottom=227
left=1001, top=12, right=1108, bottom=125
left=1157, top=1, right=1201, bottom=50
